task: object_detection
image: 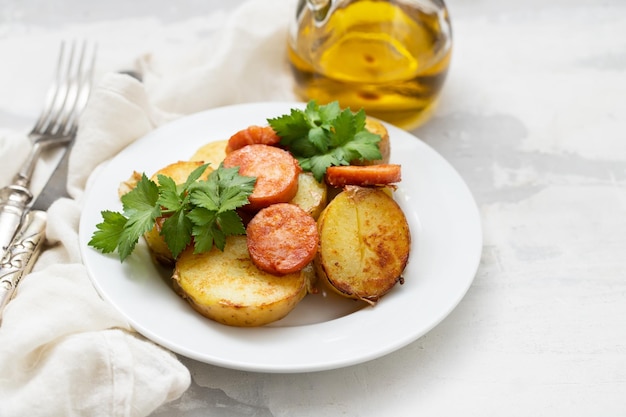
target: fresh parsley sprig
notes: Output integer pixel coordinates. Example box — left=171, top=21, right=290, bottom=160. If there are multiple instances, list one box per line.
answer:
left=89, top=164, right=256, bottom=262
left=268, top=101, right=382, bottom=181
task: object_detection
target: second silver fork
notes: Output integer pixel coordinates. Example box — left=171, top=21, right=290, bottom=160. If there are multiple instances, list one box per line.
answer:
left=0, top=41, right=96, bottom=261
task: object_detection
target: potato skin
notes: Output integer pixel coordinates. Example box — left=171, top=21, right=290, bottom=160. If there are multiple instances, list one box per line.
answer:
left=172, top=236, right=311, bottom=327
left=315, top=186, right=410, bottom=303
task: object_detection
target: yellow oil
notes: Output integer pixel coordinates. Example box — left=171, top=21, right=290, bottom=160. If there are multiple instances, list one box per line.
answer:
left=288, top=0, right=452, bottom=129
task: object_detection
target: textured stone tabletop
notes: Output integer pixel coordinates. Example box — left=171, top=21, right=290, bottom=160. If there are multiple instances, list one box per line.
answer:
left=1, top=0, right=625, bottom=416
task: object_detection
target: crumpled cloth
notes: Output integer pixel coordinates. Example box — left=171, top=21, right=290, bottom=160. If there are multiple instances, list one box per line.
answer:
left=0, top=0, right=296, bottom=416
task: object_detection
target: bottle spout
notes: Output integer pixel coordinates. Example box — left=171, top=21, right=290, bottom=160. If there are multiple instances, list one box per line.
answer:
left=306, top=0, right=332, bottom=22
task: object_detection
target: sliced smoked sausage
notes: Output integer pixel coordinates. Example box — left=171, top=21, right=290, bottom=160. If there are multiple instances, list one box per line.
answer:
left=325, top=164, right=401, bottom=187
left=246, top=203, right=319, bottom=275
left=223, top=144, right=301, bottom=211
left=225, top=125, right=281, bottom=154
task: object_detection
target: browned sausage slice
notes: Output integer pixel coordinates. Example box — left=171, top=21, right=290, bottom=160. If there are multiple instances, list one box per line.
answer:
left=325, top=164, right=402, bottom=187
left=225, top=125, right=281, bottom=154
left=246, top=203, right=319, bottom=275
left=223, top=144, right=301, bottom=211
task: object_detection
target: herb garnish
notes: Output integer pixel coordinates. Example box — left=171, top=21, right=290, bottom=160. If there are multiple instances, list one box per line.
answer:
left=89, top=164, right=256, bottom=261
left=268, top=101, right=382, bottom=182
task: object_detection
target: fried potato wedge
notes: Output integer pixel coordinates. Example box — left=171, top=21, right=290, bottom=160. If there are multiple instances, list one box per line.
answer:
left=315, top=186, right=410, bottom=304
left=172, top=236, right=313, bottom=327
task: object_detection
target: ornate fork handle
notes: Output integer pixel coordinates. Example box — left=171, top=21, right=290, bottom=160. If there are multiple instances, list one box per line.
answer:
left=0, top=185, right=34, bottom=260
left=0, top=210, right=46, bottom=320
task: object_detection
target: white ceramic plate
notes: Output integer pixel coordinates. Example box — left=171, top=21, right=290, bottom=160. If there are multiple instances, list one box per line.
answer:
left=79, top=102, right=482, bottom=373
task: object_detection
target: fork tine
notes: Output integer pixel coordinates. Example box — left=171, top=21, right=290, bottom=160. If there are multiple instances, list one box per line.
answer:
left=44, top=41, right=76, bottom=136
left=10, top=41, right=96, bottom=190
left=49, top=40, right=95, bottom=137
left=31, top=40, right=96, bottom=138
left=30, top=42, right=69, bottom=134
left=65, top=42, right=97, bottom=136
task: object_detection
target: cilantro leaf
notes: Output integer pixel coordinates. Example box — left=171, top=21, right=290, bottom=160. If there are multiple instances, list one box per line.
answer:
left=268, top=100, right=382, bottom=181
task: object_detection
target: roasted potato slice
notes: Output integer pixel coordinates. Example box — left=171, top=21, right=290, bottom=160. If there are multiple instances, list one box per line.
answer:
left=315, top=186, right=410, bottom=304
left=172, top=236, right=313, bottom=327
left=290, top=172, right=327, bottom=219
left=118, top=171, right=142, bottom=198
left=189, top=139, right=228, bottom=168
left=150, top=160, right=212, bottom=184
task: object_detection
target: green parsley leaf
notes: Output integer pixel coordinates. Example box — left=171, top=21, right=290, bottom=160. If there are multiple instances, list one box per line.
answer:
left=116, top=174, right=161, bottom=260
left=121, top=173, right=160, bottom=216
left=89, top=175, right=161, bottom=261
left=156, top=174, right=184, bottom=212
left=160, top=209, right=193, bottom=259
left=267, top=108, right=309, bottom=143
left=88, top=164, right=255, bottom=262
left=183, top=163, right=211, bottom=188
left=187, top=164, right=255, bottom=252
left=316, top=100, right=341, bottom=123
left=88, top=210, right=128, bottom=253
left=267, top=100, right=382, bottom=181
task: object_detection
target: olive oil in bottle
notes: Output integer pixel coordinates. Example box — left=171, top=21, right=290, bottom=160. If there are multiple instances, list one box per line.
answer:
left=288, top=0, right=452, bottom=129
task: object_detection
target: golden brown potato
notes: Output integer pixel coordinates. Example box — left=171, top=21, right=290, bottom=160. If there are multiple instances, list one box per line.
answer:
left=351, top=118, right=391, bottom=165
left=172, top=236, right=313, bottom=327
left=149, top=160, right=212, bottom=184
left=290, top=172, right=327, bottom=219
left=144, top=161, right=213, bottom=267
left=118, top=171, right=142, bottom=198
left=189, top=139, right=228, bottom=168
left=315, top=185, right=410, bottom=304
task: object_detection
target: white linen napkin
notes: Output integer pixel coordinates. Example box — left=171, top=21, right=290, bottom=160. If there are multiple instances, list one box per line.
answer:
left=0, top=0, right=297, bottom=415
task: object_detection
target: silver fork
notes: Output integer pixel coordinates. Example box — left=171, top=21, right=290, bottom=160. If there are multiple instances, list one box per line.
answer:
left=15, top=41, right=97, bottom=189
left=0, top=41, right=97, bottom=261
